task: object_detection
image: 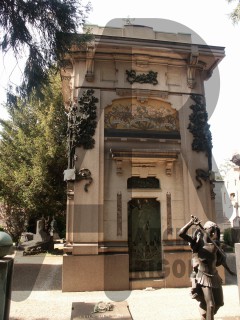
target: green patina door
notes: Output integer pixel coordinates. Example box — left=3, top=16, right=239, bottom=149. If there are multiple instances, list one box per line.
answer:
left=128, top=198, right=162, bottom=272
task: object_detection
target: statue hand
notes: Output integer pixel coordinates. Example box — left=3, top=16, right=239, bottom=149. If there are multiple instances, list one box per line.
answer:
left=191, top=215, right=201, bottom=225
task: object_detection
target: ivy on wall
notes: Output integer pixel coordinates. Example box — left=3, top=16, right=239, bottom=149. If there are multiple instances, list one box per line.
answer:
left=187, top=94, right=212, bottom=170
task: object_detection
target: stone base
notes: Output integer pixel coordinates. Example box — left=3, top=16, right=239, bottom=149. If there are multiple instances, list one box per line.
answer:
left=63, top=250, right=226, bottom=291
left=62, top=254, right=129, bottom=292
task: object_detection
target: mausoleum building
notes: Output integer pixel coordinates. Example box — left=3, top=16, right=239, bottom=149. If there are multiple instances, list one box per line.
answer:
left=61, top=24, right=225, bottom=291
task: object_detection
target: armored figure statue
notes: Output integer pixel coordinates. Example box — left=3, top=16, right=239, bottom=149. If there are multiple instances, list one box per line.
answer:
left=178, top=215, right=235, bottom=320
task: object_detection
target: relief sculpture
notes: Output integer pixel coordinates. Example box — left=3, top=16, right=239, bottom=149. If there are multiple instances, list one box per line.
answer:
left=104, top=98, right=179, bottom=132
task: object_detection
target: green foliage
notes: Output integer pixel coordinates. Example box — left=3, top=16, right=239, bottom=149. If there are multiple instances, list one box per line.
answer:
left=0, top=71, right=68, bottom=241
left=227, top=0, right=240, bottom=24
left=218, top=159, right=236, bottom=179
left=223, top=228, right=233, bottom=247
left=0, top=0, right=92, bottom=97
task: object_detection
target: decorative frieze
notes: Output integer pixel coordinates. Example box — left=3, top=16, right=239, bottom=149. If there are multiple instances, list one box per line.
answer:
left=104, top=97, right=179, bottom=132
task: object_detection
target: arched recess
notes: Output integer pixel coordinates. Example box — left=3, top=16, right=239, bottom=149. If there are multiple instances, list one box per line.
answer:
left=128, top=198, right=162, bottom=273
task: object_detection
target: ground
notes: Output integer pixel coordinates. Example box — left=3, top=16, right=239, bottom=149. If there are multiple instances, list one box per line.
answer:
left=8, top=251, right=240, bottom=320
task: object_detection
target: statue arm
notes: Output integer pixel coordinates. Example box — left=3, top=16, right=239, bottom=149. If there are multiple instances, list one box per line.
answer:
left=178, top=219, right=194, bottom=243
left=178, top=215, right=200, bottom=244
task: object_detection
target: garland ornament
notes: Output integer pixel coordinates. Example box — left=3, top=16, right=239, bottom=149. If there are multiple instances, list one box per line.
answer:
left=187, top=94, right=212, bottom=171
left=67, top=89, right=98, bottom=169
left=76, top=168, right=93, bottom=192
left=126, top=69, right=158, bottom=85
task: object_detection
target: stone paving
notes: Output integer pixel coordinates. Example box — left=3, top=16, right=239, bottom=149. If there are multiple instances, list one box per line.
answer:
left=8, top=252, right=240, bottom=320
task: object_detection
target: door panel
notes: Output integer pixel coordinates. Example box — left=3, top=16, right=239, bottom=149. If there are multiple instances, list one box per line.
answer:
left=128, top=198, right=162, bottom=272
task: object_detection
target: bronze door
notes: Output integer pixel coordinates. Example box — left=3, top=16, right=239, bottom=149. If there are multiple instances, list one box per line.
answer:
left=128, top=198, right=162, bottom=272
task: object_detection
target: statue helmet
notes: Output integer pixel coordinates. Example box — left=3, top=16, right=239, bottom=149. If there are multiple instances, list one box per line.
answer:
left=203, top=221, right=217, bottom=229
left=203, top=220, right=220, bottom=240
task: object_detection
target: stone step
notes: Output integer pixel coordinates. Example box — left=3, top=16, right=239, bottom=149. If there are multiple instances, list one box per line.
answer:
left=130, top=277, right=165, bottom=290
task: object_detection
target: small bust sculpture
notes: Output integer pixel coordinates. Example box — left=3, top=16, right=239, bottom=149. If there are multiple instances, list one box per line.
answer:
left=0, top=231, right=13, bottom=258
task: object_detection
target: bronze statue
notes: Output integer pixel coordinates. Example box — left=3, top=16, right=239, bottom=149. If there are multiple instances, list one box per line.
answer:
left=178, top=215, right=235, bottom=320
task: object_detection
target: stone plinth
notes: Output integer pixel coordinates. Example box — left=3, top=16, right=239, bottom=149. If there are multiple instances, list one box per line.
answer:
left=62, top=254, right=129, bottom=292
left=0, top=258, right=14, bottom=320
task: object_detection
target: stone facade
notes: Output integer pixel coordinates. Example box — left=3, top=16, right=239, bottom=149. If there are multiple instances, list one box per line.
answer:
left=61, top=24, right=225, bottom=291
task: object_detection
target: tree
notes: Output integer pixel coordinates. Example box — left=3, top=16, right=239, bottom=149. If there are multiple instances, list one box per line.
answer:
left=0, top=0, right=92, bottom=97
left=0, top=71, right=68, bottom=242
left=227, top=0, right=240, bottom=23
left=218, top=159, right=236, bottom=179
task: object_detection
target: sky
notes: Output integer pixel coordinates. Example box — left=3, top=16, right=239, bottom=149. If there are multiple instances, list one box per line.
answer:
left=1, top=0, right=240, bottom=171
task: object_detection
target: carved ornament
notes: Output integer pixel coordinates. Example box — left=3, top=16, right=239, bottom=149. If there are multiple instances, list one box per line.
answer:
left=116, top=160, right=123, bottom=175
left=187, top=45, right=206, bottom=88
left=85, top=44, right=95, bottom=82
left=187, top=94, right=212, bottom=170
left=187, top=47, right=199, bottom=89
left=105, top=97, right=179, bottom=132
left=76, top=168, right=93, bottom=192
left=195, top=169, right=210, bottom=189
left=126, top=70, right=158, bottom=85
left=165, top=162, right=173, bottom=176
left=195, top=168, right=216, bottom=199
left=67, top=89, right=98, bottom=169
